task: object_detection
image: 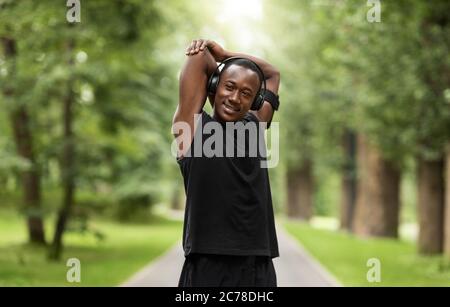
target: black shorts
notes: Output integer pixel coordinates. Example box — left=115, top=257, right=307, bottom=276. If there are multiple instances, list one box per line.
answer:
left=178, top=253, right=277, bottom=287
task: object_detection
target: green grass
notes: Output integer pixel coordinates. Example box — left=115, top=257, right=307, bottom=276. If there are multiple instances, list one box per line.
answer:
left=0, top=209, right=182, bottom=286
left=283, top=220, right=450, bottom=286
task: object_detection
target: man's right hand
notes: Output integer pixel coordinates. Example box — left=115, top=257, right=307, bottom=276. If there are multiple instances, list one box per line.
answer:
left=185, top=39, right=228, bottom=62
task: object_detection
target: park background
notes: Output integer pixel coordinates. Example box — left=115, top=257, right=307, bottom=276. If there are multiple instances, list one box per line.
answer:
left=1, top=0, right=450, bottom=286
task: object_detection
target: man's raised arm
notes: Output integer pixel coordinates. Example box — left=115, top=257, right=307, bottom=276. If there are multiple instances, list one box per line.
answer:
left=172, top=41, right=217, bottom=158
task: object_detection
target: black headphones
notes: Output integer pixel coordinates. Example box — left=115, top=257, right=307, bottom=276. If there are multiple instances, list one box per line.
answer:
left=207, top=57, right=266, bottom=111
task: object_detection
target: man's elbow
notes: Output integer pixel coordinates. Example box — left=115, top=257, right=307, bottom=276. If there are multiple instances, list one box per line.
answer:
left=185, top=49, right=217, bottom=74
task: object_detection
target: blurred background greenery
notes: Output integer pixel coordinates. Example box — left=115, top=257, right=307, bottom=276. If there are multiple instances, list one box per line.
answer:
left=0, top=0, right=449, bottom=286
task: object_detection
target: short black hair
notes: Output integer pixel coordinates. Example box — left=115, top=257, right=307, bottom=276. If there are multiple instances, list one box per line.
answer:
left=221, top=58, right=264, bottom=90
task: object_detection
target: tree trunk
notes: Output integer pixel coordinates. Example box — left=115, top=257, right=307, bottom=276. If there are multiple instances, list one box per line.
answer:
left=2, top=37, right=46, bottom=244
left=49, top=40, right=76, bottom=260
left=287, top=160, right=313, bottom=220
left=340, top=130, right=357, bottom=231
left=417, top=157, right=444, bottom=255
left=417, top=5, right=448, bottom=256
left=444, top=146, right=450, bottom=257
left=353, top=134, right=401, bottom=238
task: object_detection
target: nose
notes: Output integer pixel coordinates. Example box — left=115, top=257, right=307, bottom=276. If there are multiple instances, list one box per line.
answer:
left=228, top=90, right=240, bottom=105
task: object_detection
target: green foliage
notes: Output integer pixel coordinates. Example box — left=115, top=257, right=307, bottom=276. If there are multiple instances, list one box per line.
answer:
left=335, top=0, right=450, bottom=163
left=265, top=0, right=450, bottom=216
left=0, top=0, right=184, bottom=215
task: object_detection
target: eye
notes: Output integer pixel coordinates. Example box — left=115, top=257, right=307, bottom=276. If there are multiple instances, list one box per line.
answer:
left=242, top=91, right=251, bottom=98
left=225, top=84, right=233, bottom=91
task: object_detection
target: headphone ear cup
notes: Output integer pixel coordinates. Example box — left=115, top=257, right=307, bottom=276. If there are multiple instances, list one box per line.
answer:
left=207, top=73, right=220, bottom=96
left=251, top=93, right=264, bottom=110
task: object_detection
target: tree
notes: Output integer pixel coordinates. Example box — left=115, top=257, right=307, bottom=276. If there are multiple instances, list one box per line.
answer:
left=49, top=37, right=76, bottom=260
left=340, top=130, right=357, bottom=231
left=415, top=1, right=450, bottom=254
left=0, top=2, right=47, bottom=244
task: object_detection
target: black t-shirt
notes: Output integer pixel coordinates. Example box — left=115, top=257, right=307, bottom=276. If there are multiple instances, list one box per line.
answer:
left=177, top=110, right=279, bottom=258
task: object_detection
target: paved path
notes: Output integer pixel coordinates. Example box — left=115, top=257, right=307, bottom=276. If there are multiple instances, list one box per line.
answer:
left=121, top=225, right=341, bottom=287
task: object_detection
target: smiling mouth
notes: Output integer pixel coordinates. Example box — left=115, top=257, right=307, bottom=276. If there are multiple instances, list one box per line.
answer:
left=223, top=102, right=240, bottom=112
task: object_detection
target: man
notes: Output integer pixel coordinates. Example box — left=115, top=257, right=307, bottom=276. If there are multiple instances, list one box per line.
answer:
left=172, top=39, right=280, bottom=287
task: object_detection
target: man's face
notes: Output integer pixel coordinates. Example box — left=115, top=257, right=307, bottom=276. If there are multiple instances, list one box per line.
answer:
left=213, top=64, right=260, bottom=122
